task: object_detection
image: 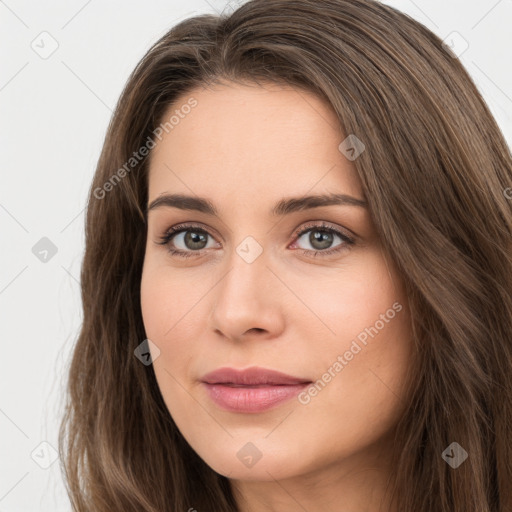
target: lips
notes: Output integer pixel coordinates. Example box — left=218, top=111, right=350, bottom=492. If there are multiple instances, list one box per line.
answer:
left=200, top=367, right=312, bottom=413
left=201, top=366, right=311, bottom=386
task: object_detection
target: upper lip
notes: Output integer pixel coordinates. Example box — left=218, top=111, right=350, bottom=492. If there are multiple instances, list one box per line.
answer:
left=201, top=366, right=312, bottom=386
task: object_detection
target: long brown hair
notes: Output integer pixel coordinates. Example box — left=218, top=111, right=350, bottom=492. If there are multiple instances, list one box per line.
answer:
left=59, top=0, right=512, bottom=510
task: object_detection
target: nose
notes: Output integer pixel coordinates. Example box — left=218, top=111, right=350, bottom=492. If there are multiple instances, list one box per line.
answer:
left=208, top=246, right=286, bottom=343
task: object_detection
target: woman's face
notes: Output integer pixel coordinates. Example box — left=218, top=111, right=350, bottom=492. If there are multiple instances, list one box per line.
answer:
left=140, top=82, right=413, bottom=485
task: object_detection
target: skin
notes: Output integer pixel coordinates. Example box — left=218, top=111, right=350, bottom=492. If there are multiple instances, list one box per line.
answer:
left=140, top=81, right=414, bottom=512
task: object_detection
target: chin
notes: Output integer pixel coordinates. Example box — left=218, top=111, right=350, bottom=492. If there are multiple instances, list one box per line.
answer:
left=194, top=438, right=309, bottom=482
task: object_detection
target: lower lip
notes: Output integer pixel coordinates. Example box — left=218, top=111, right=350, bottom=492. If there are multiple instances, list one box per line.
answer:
left=202, top=382, right=309, bottom=413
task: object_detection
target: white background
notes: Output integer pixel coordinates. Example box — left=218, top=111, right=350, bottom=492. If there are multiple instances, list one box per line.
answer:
left=1, top=0, right=511, bottom=510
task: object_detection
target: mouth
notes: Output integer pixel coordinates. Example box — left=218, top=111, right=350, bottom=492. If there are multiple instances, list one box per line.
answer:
left=200, top=366, right=312, bottom=413
left=201, top=366, right=311, bottom=386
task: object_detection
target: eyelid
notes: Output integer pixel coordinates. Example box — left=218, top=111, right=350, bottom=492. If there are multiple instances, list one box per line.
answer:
left=159, top=222, right=223, bottom=242
left=291, top=220, right=356, bottom=243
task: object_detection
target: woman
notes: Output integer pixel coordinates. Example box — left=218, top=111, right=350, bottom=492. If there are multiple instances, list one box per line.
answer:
left=59, top=0, right=512, bottom=510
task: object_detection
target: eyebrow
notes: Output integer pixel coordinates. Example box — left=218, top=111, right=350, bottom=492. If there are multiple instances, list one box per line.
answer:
left=146, top=192, right=367, bottom=217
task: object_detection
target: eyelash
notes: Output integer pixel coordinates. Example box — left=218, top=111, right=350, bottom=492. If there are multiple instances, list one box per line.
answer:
left=156, top=221, right=355, bottom=259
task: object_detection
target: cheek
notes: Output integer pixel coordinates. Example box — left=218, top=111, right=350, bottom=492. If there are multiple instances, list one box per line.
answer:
left=140, top=264, right=199, bottom=418
left=140, top=261, right=199, bottom=339
left=294, top=251, right=403, bottom=344
left=140, top=265, right=186, bottom=377
left=140, top=271, right=171, bottom=338
left=140, top=261, right=211, bottom=378
left=140, top=272, right=170, bottom=348
left=298, top=251, right=412, bottom=413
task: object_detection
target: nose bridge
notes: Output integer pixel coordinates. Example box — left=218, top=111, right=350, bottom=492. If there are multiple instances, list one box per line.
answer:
left=219, top=234, right=270, bottom=303
left=209, top=233, right=283, bottom=338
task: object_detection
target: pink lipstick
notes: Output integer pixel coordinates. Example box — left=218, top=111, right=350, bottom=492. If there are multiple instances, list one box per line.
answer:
left=200, top=366, right=311, bottom=413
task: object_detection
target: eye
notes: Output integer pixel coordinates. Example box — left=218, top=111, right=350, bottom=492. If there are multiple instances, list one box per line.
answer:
left=290, top=221, right=355, bottom=257
left=156, top=223, right=219, bottom=258
left=156, top=221, right=355, bottom=259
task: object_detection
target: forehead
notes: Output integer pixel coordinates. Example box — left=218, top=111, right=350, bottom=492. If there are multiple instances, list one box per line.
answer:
left=147, top=82, right=363, bottom=209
